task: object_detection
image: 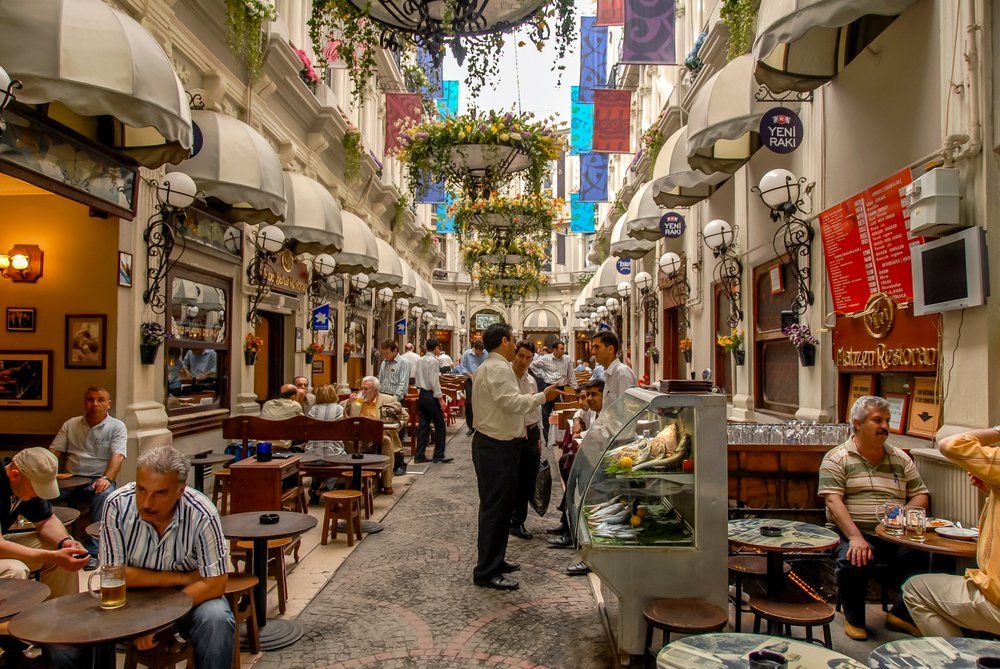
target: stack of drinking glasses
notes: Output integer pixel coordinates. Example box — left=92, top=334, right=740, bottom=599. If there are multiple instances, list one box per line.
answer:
left=726, top=422, right=852, bottom=445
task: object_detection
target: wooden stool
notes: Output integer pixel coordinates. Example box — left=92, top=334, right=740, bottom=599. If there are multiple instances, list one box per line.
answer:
left=234, top=538, right=296, bottom=614
left=337, top=471, right=376, bottom=518
left=321, top=490, right=363, bottom=546
left=280, top=480, right=308, bottom=513
left=212, top=469, right=231, bottom=515
left=749, top=592, right=835, bottom=648
left=642, top=597, right=727, bottom=666
left=123, top=628, right=193, bottom=668
left=225, top=573, right=260, bottom=667
left=729, top=555, right=791, bottom=632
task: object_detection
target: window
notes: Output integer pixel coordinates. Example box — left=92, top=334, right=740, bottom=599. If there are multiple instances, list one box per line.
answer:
left=713, top=283, right=733, bottom=398
left=165, top=268, right=231, bottom=417
left=555, top=233, right=566, bottom=266
left=753, top=260, right=799, bottom=415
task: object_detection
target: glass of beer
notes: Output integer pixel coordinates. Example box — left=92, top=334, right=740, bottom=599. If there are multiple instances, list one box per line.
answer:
left=87, top=564, right=126, bottom=609
left=877, top=502, right=906, bottom=536
left=906, top=507, right=927, bottom=543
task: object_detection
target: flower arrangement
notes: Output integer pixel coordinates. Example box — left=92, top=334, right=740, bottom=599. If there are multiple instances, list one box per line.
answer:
left=716, top=328, right=745, bottom=352
left=473, top=262, right=548, bottom=306
left=461, top=236, right=547, bottom=271
left=645, top=345, right=660, bottom=358
left=450, top=191, right=564, bottom=241
left=245, top=333, right=264, bottom=355
left=679, top=338, right=692, bottom=353
left=343, top=128, right=363, bottom=182
left=782, top=324, right=819, bottom=349
left=225, top=0, right=277, bottom=83
left=140, top=322, right=165, bottom=347
left=305, top=342, right=324, bottom=355
left=721, top=0, right=756, bottom=61
left=293, top=46, right=320, bottom=87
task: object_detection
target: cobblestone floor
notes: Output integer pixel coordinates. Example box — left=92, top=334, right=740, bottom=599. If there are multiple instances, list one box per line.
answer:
left=255, top=428, right=614, bottom=669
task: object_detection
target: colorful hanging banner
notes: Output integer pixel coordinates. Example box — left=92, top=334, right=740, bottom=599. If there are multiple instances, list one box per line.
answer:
left=593, top=89, right=632, bottom=153
left=570, top=86, right=594, bottom=156
left=622, top=0, right=676, bottom=64
left=579, top=17, right=608, bottom=104
left=384, top=92, right=422, bottom=154
left=435, top=194, right=456, bottom=233
left=416, top=47, right=443, bottom=98
left=578, top=152, right=609, bottom=202
left=570, top=193, right=596, bottom=233
left=436, top=80, right=459, bottom=118
left=596, top=0, right=624, bottom=26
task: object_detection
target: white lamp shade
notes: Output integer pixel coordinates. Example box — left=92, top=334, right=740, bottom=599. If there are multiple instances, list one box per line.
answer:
left=597, top=305, right=609, bottom=317
left=378, top=287, right=394, bottom=302
left=589, top=311, right=599, bottom=321
left=0, top=65, right=10, bottom=92
left=159, top=172, right=197, bottom=209
left=222, top=226, right=241, bottom=254
left=10, top=253, right=29, bottom=270
left=634, top=271, right=653, bottom=290
left=759, top=168, right=798, bottom=208
left=616, top=280, right=632, bottom=297
left=659, top=252, right=682, bottom=275
left=313, top=253, right=336, bottom=276
left=187, top=305, right=199, bottom=318
left=256, top=225, right=285, bottom=253
left=412, top=306, right=423, bottom=317
left=605, top=297, right=620, bottom=311
left=351, top=273, right=370, bottom=290
left=703, top=219, right=733, bottom=250
left=397, top=298, right=409, bottom=310
left=459, top=328, right=467, bottom=335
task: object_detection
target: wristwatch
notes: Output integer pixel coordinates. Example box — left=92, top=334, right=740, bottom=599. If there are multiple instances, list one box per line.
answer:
left=56, top=536, right=74, bottom=549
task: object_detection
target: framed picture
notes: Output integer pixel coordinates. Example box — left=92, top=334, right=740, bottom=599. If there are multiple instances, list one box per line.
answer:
left=769, top=264, right=784, bottom=295
left=65, top=314, right=107, bottom=369
left=312, top=359, right=325, bottom=374
left=0, top=350, right=53, bottom=409
left=884, top=393, right=910, bottom=434
left=5, top=307, right=36, bottom=332
left=845, top=373, right=876, bottom=421
left=907, top=377, right=941, bottom=439
left=118, top=251, right=133, bottom=288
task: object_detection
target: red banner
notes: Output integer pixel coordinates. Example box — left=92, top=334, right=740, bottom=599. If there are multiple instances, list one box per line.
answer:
left=592, top=89, right=632, bottom=153
left=597, top=0, right=624, bottom=25
left=384, top=93, right=422, bottom=155
left=818, top=168, right=918, bottom=314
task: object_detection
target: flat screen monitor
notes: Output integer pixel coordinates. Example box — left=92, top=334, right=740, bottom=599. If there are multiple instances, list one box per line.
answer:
left=911, top=227, right=988, bottom=315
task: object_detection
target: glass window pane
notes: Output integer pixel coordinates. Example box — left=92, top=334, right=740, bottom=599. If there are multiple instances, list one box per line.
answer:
left=170, top=278, right=227, bottom=342
left=761, top=340, right=799, bottom=410
left=166, top=346, right=223, bottom=410
left=755, top=262, right=792, bottom=334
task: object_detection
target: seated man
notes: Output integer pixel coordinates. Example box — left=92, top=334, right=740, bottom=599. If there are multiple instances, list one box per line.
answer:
left=293, top=375, right=316, bottom=412
left=903, top=428, right=1000, bottom=636
left=50, top=386, right=127, bottom=569
left=55, top=446, right=234, bottom=669
left=261, top=384, right=303, bottom=451
left=819, top=395, right=931, bottom=640
left=341, top=376, right=407, bottom=494
left=0, top=448, right=87, bottom=600
left=571, top=379, right=605, bottom=438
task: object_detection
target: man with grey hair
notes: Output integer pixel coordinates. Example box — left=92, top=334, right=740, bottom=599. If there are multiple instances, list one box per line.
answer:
left=341, top=376, right=408, bottom=493
left=818, top=395, right=931, bottom=640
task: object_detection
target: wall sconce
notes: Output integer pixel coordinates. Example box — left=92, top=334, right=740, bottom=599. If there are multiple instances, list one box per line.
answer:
left=459, top=327, right=468, bottom=349
left=634, top=270, right=659, bottom=336
left=308, top=253, right=337, bottom=306
left=0, top=245, right=43, bottom=282
left=344, top=273, right=370, bottom=324
left=616, top=281, right=632, bottom=299
left=752, top=168, right=815, bottom=315
left=246, top=224, right=286, bottom=325
left=0, top=65, right=22, bottom=135
left=143, top=172, right=201, bottom=314
left=702, top=218, right=743, bottom=328
left=605, top=297, right=620, bottom=316
left=657, top=252, right=690, bottom=330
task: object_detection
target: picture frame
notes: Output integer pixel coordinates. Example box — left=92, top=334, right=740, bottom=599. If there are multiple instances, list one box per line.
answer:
left=118, top=251, right=133, bottom=288
left=65, top=314, right=107, bottom=369
left=311, top=359, right=325, bottom=374
left=0, top=350, right=53, bottom=409
left=884, top=393, right=910, bottom=435
left=845, top=373, right=876, bottom=421
left=5, top=307, right=36, bottom=332
left=907, top=377, right=941, bottom=439
left=769, top=264, right=784, bottom=295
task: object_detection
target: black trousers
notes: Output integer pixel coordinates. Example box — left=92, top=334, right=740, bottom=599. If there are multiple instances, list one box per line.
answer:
left=540, top=399, right=556, bottom=443
left=511, top=424, right=541, bottom=526
left=416, top=388, right=446, bottom=460
left=464, top=378, right=474, bottom=431
left=472, top=432, right=520, bottom=581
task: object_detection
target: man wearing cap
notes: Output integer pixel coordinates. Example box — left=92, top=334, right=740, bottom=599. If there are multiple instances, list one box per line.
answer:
left=0, top=447, right=88, bottom=597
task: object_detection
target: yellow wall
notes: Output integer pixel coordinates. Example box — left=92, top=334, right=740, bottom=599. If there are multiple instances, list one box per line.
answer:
left=0, top=187, right=119, bottom=435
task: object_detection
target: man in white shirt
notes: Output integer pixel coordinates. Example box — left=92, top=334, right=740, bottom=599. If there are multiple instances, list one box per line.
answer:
left=50, top=386, right=127, bottom=569
left=510, top=340, right=543, bottom=541
left=592, top=331, right=637, bottom=406
left=292, top=375, right=316, bottom=411
left=400, top=343, right=421, bottom=385
left=438, top=351, right=454, bottom=373
left=414, top=338, right=452, bottom=464
left=471, top=323, right=562, bottom=591
left=529, top=341, right=577, bottom=443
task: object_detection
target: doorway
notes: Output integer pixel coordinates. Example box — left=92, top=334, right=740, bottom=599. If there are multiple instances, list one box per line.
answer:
left=253, top=311, right=285, bottom=403
left=661, top=307, right=680, bottom=381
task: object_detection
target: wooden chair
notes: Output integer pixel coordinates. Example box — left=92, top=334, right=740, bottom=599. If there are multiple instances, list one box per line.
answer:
left=233, top=538, right=297, bottom=615
left=321, top=490, right=363, bottom=546
left=225, top=573, right=259, bottom=667
left=123, top=628, right=193, bottom=669
left=338, top=470, right=376, bottom=517
left=642, top=597, right=728, bottom=666
left=728, top=555, right=790, bottom=632
left=212, top=469, right=231, bottom=515
left=749, top=593, right=835, bottom=648
left=222, top=415, right=385, bottom=459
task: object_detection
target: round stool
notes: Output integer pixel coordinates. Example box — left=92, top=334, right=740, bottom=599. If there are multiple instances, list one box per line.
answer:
left=321, top=490, right=364, bottom=546
left=225, top=573, right=260, bottom=665
left=337, top=470, right=376, bottom=518
left=85, top=521, right=102, bottom=539
left=642, top=597, right=728, bottom=665
left=729, top=554, right=791, bottom=632
left=211, top=469, right=231, bottom=515
left=749, top=592, right=835, bottom=648
left=234, top=538, right=296, bottom=614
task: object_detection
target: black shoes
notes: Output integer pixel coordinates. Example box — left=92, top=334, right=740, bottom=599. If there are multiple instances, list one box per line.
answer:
left=509, top=524, right=533, bottom=540
left=547, top=534, right=573, bottom=548
left=500, top=561, right=520, bottom=573
left=413, top=456, right=429, bottom=463
left=466, top=428, right=475, bottom=436
left=545, top=524, right=569, bottom=536
left=566, top=561, right=590, bottom=576
left=474, top=575, right=519, bottom=590
left=433, top=457, right=454, bottom=464
left=393, top=465, right=408, bottom=476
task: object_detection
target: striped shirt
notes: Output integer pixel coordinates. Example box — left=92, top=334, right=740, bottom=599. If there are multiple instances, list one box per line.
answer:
left=307, top=402, right=346, bottom=455
left=529, top=354, right=577, bottom=388
left=818, top=439, right=929, bottom=532
left=378, top=357, right=410, bottom=400
left=99, top=483, right=228, bottom=577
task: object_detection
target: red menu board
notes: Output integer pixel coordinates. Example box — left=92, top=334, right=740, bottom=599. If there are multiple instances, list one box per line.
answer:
left=819, top=168, right=917, bottom=314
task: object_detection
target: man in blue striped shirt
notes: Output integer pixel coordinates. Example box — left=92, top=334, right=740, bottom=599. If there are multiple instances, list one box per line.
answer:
left=378, top=339, right=410, bottom=402
left=460, top=339, right=488, bottom=435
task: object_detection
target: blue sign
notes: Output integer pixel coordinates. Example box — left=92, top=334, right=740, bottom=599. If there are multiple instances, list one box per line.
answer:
left=311, top=303, right=331, bottom=331
left=395, top=318, right=407, bottom=335
left=659, top=211, right=686, bottom=238
left=616, top=258, right=632, bottom=275
left=598, top=322, right=611, bottom=331
left=759, top=106, right=802, bottom=154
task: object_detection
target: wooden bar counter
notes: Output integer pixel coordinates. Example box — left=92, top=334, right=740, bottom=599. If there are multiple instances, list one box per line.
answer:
left=229, top=455, right=301, bottom=513
left=727, top=443, right=832, bottom=511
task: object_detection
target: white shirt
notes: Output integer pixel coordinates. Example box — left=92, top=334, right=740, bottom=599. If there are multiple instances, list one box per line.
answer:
left=471, top=352, right=545, bottom=441
left=530, top=353, right=577, bottom=388
left=516, top=369, right=542, bottom=428
left=414, top=352, right=442, bottom=398
left=438, top=353, right=454, bottom=369
left=50, top=415, right=128, bottom=477
left=603, top=358, right=638, bottom=407
left=573, top=408, right=597, bottom=431
left=400, top=351, right=421, bottom=374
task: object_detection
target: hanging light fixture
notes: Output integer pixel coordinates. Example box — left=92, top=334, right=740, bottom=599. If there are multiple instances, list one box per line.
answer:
left=143, top=172, right=201, bottom=314
left=657, top=252, right=690, bottom=330
left=0, top=65, right=21, bottom=135
left=702, top=219, right=743, bottom=328
left=616, top=281, right=632, bottom=299
left=605, top=297, right=620, bottom=314
left=308, top=252, right=338, bottom=306
left=246, top=224, right=287, bottom=325
left=633, top=270, right=659, bottom=336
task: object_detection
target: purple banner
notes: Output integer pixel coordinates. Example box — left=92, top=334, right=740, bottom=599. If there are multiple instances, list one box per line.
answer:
left=623, top=0, right=676, bottom=64
left=416, top=47, right=443, bottom=98
left=579, top=152, right=609, bottom=202
left=579, top=16, right=608, bottom=104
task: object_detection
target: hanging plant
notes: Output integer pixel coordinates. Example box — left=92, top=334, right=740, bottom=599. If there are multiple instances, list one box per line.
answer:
left=293, top=45, right=321, bottom=91
left=419, top=230, right=436, bottom=258
left=225, top=0, right=277, bottom=83
left=308, top=0, right=380, bottom=104
left=684, top=31, right=708, bottom=75
left=721, top=0, right=756, bottom=61
left=449, top=191, right=563, bottom=242
left=473, top=262, right=548, bottom=307
left=461, top=236, right=547, bottom=271
left=343, top=128, right=363, bottom=182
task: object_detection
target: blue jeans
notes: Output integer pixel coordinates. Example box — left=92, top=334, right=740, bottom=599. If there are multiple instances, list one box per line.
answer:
left=58, top=479, right=116, bottom=556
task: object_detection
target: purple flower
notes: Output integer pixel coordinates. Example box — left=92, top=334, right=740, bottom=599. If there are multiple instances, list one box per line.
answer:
left=478, top=124, right=487, bottom=133
left=417, top=132, right=429, bottom=140
left=503, top=113, right=513, bottom=123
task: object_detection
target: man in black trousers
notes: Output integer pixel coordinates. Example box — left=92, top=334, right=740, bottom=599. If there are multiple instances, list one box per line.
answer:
left=471, top=324, right=561, bottom=590
left=510, top=340, right=542, bottom=541
left=413, top=337, right=453, bottom=464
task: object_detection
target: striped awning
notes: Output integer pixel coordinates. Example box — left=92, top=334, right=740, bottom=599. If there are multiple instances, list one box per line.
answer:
left=332, top=211, right=377, bottom=275
left=369, top=238, right=403, bottom=290
left=523, top=309, right=561, bottom=331
left=624, top=181, right=663, bottom=243
left=277, top=172, right=344, bottom=255
left=651, top=127, right=729, bottom=208
left=610, top=213, right=655, bottom=260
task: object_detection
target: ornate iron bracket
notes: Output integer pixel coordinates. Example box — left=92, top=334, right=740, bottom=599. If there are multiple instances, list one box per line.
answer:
left=246, top=250, right=278, bottom=326
left=665, top=275, right=691, bottom=331
left=752, top=177, right=816, bottom=316
left=709, top=227, right=743, bottom=329
left=638, top=288, right=659, bottom=337
left=142, top=183, right=203, bottom=314
left=0, top=78, right=22, bottom=135
left=754, top=84, right=813, bottom=104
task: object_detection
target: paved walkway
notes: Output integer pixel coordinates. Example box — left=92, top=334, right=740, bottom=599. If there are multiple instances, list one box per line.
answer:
left=255, top=428, right=613, bottom=669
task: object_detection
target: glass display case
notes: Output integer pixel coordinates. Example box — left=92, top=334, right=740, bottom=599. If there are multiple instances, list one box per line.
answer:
left=566, top=387, right=728, bottom=662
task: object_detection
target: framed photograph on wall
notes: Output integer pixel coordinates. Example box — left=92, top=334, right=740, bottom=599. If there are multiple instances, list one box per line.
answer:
left=118, top=251, right=133, bottom=288
left=884, top=393, right=910, bottom=434
left=65, top=314, right=107, bottom=369
left=769, top=264, right=784, bottom=295
left=5, top=307, right=36, bottom=332
left=0, top=350, right=53, bottom=409
left=311, top=359, right=325, bottom=374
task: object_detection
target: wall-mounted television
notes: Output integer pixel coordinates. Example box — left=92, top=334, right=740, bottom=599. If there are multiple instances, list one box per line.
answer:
left=911, top=226, right=989, bottom=316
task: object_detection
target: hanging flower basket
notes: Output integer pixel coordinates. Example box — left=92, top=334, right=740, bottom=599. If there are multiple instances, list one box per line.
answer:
left=733, top=349, right=746, bottom=366
left=139, top=344, right=159, bottom=365
left=139, top=322, right=165, bottom=366
left=244, top=351, right=257, bottom=366
left=451, top=192, right=564, bottom=242
left=782, top=324, right=819, bottom=367
left=244, top=333, right=263, bottom=366
left=798, top=343, right=816, bottom=367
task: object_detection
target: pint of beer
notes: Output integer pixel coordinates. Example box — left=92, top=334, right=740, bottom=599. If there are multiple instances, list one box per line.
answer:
left=88, top=564, right=126, bottom=609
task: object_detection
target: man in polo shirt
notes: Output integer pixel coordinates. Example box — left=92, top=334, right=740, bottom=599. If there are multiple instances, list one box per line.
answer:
left=50, top=386, right=127, bottom=569
left=818, top=395, right=931, bottom=641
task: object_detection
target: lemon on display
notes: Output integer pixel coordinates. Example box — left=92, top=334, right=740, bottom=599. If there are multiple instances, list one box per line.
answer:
left=636, top=507, right=648, bottom=518
left=618, top=456, right=633, bottom=468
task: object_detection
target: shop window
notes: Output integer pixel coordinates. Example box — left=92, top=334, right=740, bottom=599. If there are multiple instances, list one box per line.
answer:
left=713, top=283, right=733, bottom=398
left=753, top=261, right=799, bottom=415
left=165, top=269, right=231, bottom=417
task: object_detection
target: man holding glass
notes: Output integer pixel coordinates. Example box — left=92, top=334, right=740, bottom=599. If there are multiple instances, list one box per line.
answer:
left=818, top=395, right=930, bottom=640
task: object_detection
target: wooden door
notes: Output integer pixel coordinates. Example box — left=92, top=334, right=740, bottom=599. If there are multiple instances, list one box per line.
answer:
left=661, top=307, right=680, bottom=381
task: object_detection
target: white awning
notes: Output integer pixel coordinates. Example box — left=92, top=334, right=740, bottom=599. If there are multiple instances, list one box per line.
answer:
left=396, top=259, right=417, bottom=298
left=369, top=238, right=404, bottom=290
left=411, top=275, right=431, bottom=307
left=592, top=257, right=630, bottom=298
left=0, top=0, right=192, bottom=168
left=574, top=281, right=594, bottom=317
left=624, top=181, right=664, bottom=242
left=167, top=110, right=286, bottom=224
left=651, top=127, right=729, bottom=208
left=753, top=0, right=918, bottom=93
left=610, top=213, right=655, bottom=260
left=523, top=309, right=561, bottom=332
left=428, top=288, right=445, bottom=316
left=332, top=211, right=377, bottom=275
left=277, top=172, right=343, bottom=255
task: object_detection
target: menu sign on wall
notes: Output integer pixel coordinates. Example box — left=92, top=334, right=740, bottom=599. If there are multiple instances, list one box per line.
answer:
left=818, top=168, right=919, bottom=314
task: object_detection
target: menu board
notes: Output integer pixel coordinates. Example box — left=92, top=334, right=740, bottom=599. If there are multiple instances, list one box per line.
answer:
left=819, top=168, right=918, bottom=314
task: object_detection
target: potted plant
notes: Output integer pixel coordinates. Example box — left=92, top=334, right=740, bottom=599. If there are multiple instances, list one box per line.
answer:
left=305, top=341, right=323, bottom=364
left=646, top=345, right=660, bottom=364
left=679, top=338, right=692, bottom=363
left=783, top=323, right=819, bottom=367
left=717, top=329, right=746, bottom=366
left=244, top=333, right=263, bottom=365
left=293, top=46, right=320, bottom=92
left=139, top=322, right=165, bottom=365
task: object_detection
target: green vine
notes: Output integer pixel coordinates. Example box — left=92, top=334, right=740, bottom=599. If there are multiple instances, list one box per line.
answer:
left=721, top=0, right=756, bottom=61
left=576, top=270, right=596, bottom=286
left=343, top=128, right=363, bottom=183
left=308, top=0, right=381, bottom=105
left=225, top=0, right=277, bottom=83
left=393, top=196, right=408, bottom=229
left=419, top=231, right=436, bottom=258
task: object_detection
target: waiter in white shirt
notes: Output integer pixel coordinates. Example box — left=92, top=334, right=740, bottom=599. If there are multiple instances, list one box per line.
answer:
left=472, top=324, right=562, bottom=590
left=413, top=338, right=453, bottom=463
left=529, top=341, right=577, bottom=443
left=510, top=340, right=543, bottom=541
left=400, top=343, right=421, bottom=386
left=592, top=331, right=637, bottom=406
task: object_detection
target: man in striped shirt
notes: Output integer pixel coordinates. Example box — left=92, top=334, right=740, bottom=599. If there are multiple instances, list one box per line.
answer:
left=818, top=395, right=930, bottom=641
left=378, top=339, right=410, bottom=402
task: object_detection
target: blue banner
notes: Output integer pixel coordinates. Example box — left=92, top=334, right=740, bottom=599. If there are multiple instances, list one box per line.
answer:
left=416, top=47, right=443, bottom=98
left=579, top=152, right=609, bottom=202
left=435, top=193, right=456, bottom=233
left=579, top=16, right=608, bottom=104
left=570, top=85, right=594, bottom=155
left=436, top=80, right=459, bottom=118
left=311, top=303, right=331, bottom=331
left=570, top=193, right=596, bottom=233
left=395, top=318, right=407, bottom=335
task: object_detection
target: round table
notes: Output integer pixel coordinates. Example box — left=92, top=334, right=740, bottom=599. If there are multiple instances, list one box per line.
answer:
left=0, top=580, right=49, bottom=620
left=8, top=589, right=191, bottom=669
left=57, top=475, right=92, bottom=492
left=868, top=637, right=1000, bottom=668
left=728, top=518, right=839, bottom=594
left=8, top=505, right=81, bottom=534
left=656, top=633, right=866, bottom=668
left=875, top=523, right=977, bottom=561
left=301, top=453, right=389, bottom=533
left=220, top=511, right=317, bottom=651
left=188, top=453, right=234, bottom=493
left=86, top=521, right=102, bottom=539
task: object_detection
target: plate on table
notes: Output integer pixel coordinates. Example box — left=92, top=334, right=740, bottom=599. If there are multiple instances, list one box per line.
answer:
left=926, top=518, right=954, bottom=530
left=935, top=526, right=979, bottom=541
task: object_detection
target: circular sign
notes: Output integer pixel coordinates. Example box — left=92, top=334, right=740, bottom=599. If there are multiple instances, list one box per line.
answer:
left=863, top=293, right=895, bottom=339
left=759, top=106, right=803, bottom=154
left=615, top=258, right=632, bottom=275
left=191, top=121, right=204, bottom=157
left=659, top=212, right=686, bottom=238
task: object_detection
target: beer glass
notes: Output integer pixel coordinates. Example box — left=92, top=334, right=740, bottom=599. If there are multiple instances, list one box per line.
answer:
left=88, top=564, right=126, bottom=609
left=877, top=502, right=906, bottom=536
left=906, top=507, right=927, bottom=543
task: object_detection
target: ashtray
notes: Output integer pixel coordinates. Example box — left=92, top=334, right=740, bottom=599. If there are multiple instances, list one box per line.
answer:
left=258, top=513, right=279, bottom=525
left=749, top=650, right=787, bottom=669
left=760, top=525, right=784, bottom=537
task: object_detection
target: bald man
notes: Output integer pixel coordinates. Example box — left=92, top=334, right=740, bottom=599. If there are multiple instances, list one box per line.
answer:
left=260, top=385, right=303, bottom=450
